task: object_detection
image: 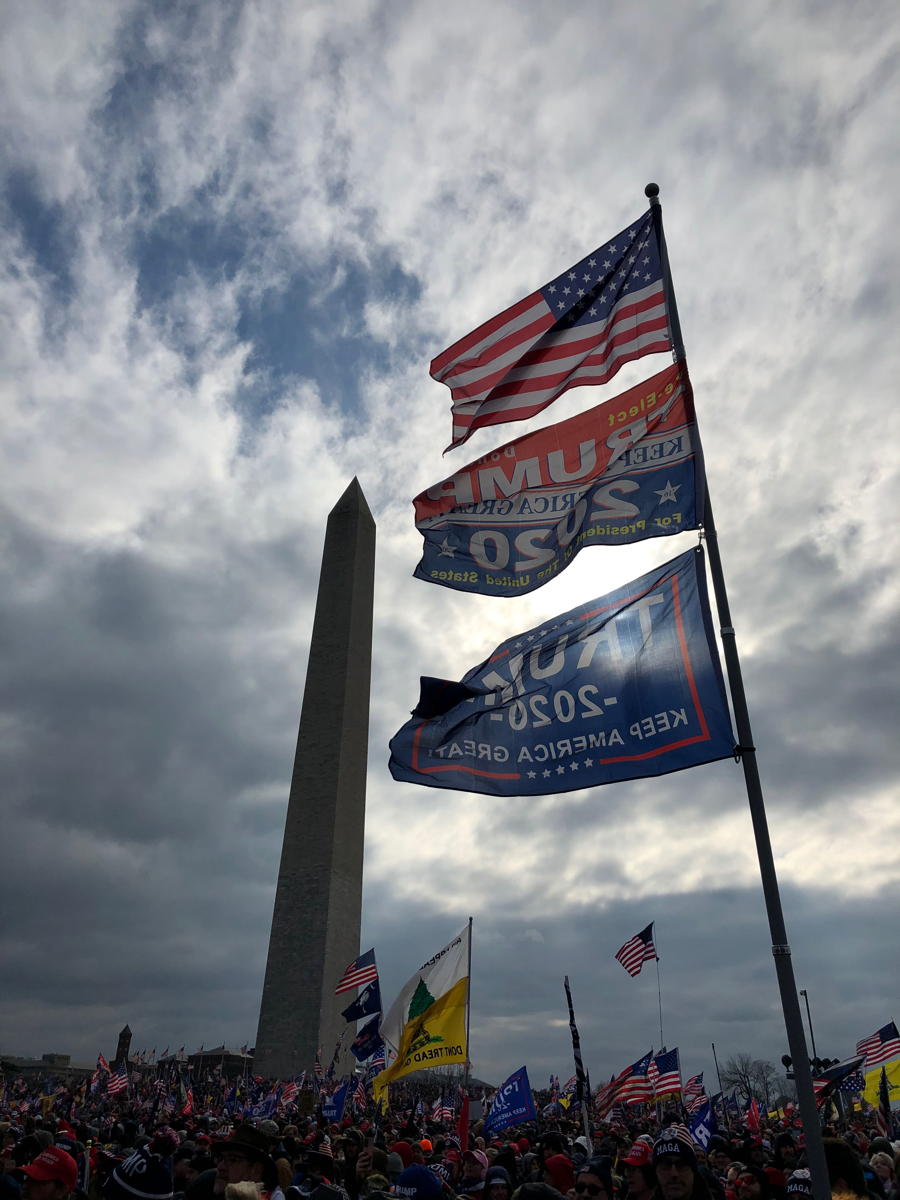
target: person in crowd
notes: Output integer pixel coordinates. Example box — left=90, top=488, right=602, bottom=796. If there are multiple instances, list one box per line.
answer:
left=542, top=1155, right=574, bottom=1197
left=211, top=1127, right=280, bottom=1200
left=620, top=1142, right=655, bottom=1200
left=485, top=1165, right=513, bottom=1200
left=733, top=1165, right=772, bottom=1200
left=652, top=1126, right=711, bottom=1200
left=569, top=1157, right=613, bottom=1200
left=820, top=1139, right=872, bottom=1200
left=869, top=1154, right=897, bottom=1200
left=458, top=1152, right=489, bottom=1198
left=20, top=1148, right=79, bottom=1200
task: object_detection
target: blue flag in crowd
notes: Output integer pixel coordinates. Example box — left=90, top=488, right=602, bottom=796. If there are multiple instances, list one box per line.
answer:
left=342, top=980, right=382, bottom=1023
left=688, top=1100, right=718, bottom=1148
left=485, top=1066, right=537, bottom=1137
left=350, top=1016, right=384, bottom=1063
left=390, top=548, right=734, bottom=796
left=322, top=1081, right=348, bottom=1123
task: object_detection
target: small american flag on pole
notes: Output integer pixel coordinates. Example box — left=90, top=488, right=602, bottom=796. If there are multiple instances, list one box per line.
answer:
left=106, top=1065, right=129, bottom=1096
left=855, top=1021, right=900, bottom=1070
left=432, top=210, right=670, bottom=450
left=615, top=923, right=658, bottom=977
left=334, top=948, right=379, bottom=995
left=682, top=1073, right=704, bottom=1107
left=649, top=1048, right=681, bottom=1097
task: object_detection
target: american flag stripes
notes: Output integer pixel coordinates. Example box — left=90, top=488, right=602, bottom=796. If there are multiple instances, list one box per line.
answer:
left=594, top=1064, right=634, bottom=1118
left=334, top=948, right=379, bottom=995
left=855, top=1021, right=900, bottom=1069
left=353, top=1078, right=367, bottom=1110
left=682, top=1072, right=704, bottom=1105
left=615, top=923, right=658, bottom=977
left=649, top=1048, right=682, bottom=1097
left=106, top=1065, right=128, bottom=1095
left=431, top=1095, right=453, bottom=1121
left=618, top=1052, right=654, bottom=1105
left=432, top=211, right=670, bottom=450
left=97, top=1052, right=110, bottom=1073
left=280, top=1081, right=299, bottom=1106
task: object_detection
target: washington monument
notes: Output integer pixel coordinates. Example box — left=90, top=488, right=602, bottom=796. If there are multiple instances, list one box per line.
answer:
left=254, top=478, right=375, bottom=1078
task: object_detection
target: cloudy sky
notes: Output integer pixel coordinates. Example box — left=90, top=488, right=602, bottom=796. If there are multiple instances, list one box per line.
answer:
left=2, top=1, right=898, bottom=1090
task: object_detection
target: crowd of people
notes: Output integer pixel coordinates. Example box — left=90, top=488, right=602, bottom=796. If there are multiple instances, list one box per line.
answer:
left=2, top=1085, right=898, bottom=1200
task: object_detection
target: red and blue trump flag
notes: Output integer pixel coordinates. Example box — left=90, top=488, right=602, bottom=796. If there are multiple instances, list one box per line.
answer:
left=431, top=210, right=670, bottom=450
left=389, top=548, right=734, bottom=796
left=415, top=362, right=702, bottom=596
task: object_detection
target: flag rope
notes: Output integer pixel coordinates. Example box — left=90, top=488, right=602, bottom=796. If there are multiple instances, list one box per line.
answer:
left=645, top=182, right=831, bottom=1200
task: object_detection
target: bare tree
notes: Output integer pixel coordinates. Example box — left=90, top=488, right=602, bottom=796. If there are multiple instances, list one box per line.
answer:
left=720, top=1053, right=778, bottom=1105
left=751, top=1058, right=777, bottom=1109
left=721, top=1053, right=756, bottom=1103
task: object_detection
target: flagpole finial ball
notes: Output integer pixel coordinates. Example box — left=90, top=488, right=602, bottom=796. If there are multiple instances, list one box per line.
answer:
left=645, top=183, right=660, bottom=198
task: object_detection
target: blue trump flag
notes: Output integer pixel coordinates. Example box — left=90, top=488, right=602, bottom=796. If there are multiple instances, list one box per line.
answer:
left=389, top=548, right=734, bottom=796
left=322, top=1081, right=349, bottom=1122
left=485, top=1067, right=537, bottom=1136
left=688, top=1099, right=718, bottom=1148
left=414, top=362, right=702, bottom=597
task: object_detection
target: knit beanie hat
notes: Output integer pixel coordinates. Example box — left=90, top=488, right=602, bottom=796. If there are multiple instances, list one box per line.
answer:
left=104, top=1148, right=175, bottom=1200
left=653, top=1127, right=697, bottom=1169
left=785, top=1170, right=812, bottom=1198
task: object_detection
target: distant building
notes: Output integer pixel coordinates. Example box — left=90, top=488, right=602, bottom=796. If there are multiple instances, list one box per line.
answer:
left=0, top=1053, right=92, bottom=1082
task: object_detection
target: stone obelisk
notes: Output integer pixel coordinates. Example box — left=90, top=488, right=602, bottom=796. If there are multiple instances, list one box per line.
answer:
left=254, top=478, right=375, bottom=1078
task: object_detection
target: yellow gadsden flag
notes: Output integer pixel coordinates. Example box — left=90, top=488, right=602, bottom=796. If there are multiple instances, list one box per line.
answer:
left=863, top=1058, right=900, bottom=1106
left=373, top=926, right=470, bottom=1108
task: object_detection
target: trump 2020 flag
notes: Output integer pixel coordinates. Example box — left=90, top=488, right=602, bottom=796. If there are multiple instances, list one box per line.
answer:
left=389, top=548, right=733, bottom=796
left=415, top=362, right=702, bottom=596
left=432, top=210, right=670, bottom=450
left=322, top=1081, right=349, bottom=1122
left=688, top=1099, right=718, bottom=1149
left=484, top=1066, right=537, bottom=1136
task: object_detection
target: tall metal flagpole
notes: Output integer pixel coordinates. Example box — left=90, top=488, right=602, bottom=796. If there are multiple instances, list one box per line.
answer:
left=655, top=940, right=664, bottom=1051
left=645, top=182, right=831, bottom=1200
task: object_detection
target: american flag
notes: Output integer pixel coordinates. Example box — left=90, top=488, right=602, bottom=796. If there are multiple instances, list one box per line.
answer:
left=280, top=1081, right=300, bottom=1106
left=334, top=947, right=379, bottom=995
left=615, top=923, right=658, bottom=977
left=180, top=1086, right=194, bottom=1116
left=682, top=1073, right=704, bottom=1105
left=618, top=1052, right=654, bottom=1105
left=432, top=1094, right=453, bottom=1121
left=368, top=1045, right=386, bottom=1073
left=353, top=1078, right=367, bottom=1110
left=855, top=1021, right=900, bottom=1070
left=106, top=1065, right=129, bottom=1096
left=432, top=211, right=669, bottom=451
left=649, top=1049, right=681, bottom=1097
left=97, top=1052, right=110, bottom=1073
left=594, top=1064, right=634, bottom=1118
left=812, top=1056, right=867, bottom=1106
